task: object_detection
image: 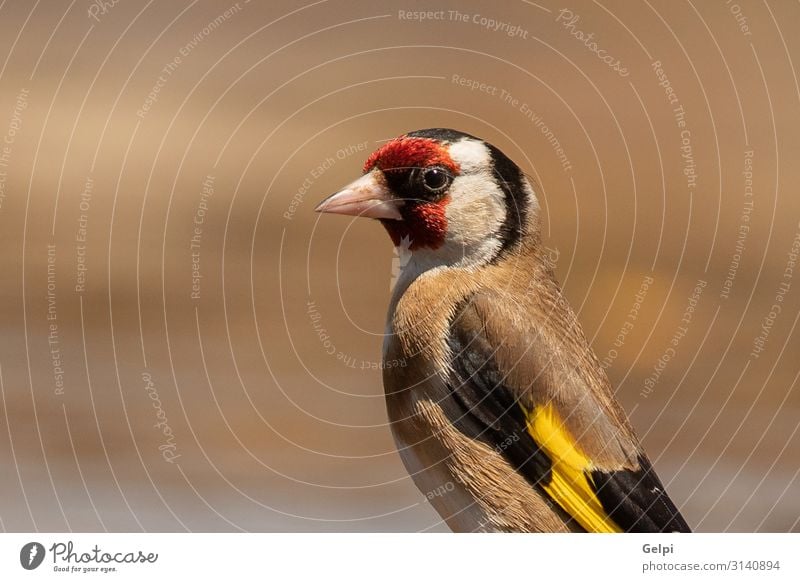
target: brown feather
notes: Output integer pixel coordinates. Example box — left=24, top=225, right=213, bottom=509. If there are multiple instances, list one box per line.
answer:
left=384, top=233, right=646, bottom=531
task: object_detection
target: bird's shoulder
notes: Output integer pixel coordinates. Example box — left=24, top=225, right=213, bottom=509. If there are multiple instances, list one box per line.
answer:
left=389, top=251, right=586, bottom=378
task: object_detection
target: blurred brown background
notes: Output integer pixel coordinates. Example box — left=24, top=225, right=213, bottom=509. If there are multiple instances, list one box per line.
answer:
left=0, top=0, right=798, bottom=532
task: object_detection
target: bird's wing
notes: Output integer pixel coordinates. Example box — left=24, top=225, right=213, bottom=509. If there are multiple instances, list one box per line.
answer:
left=444, top=292, right=690, bottom=533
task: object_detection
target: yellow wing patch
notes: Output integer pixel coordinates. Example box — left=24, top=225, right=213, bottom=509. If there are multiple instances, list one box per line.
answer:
left=524, top=403, right=622, bottom=533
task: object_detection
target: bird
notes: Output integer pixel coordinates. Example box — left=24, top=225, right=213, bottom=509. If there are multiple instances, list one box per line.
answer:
left=315, top=128, right=690, bottom=533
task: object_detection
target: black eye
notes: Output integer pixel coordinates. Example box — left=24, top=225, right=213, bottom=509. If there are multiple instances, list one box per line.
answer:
left=420, top=167, right=451, bottom=194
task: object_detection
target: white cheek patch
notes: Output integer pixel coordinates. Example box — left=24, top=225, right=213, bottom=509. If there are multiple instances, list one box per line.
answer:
left=446, top=138, right=505, bottom=235
left=445, top=175, right=505, bottom=239
left=448, top=138, right=492, bottom=174
left=421, top=138, right=507, bottom=266
left=438, top=174, right=505, bottom=265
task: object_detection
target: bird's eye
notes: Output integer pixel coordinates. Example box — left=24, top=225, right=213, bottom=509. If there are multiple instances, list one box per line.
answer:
left=420, top=167, right=451, bottom=194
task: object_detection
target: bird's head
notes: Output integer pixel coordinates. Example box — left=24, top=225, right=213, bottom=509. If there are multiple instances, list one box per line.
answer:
left=315, top=128, right=539, bottom=266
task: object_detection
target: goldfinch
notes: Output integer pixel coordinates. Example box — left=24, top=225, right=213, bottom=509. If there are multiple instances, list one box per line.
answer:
left=315, top=128, right=690, bottom=533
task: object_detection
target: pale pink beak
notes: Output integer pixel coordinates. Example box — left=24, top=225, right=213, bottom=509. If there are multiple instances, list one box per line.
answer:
left=315, top=172, right=403, bottom=220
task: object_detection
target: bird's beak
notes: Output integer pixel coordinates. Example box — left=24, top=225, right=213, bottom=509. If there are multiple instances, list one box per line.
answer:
left=314, top=172, right=403, bottom=220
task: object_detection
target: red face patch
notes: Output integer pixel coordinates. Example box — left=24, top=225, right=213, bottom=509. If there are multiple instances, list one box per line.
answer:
left=381, top=198, right=450, bottom=250
left=363, top=136, right=459, bottom=251
left=363, top=136, right=460, bottom=175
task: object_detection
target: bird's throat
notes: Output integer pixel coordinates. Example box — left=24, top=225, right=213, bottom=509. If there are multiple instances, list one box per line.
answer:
left=381, top=197, right=449, bottom=251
